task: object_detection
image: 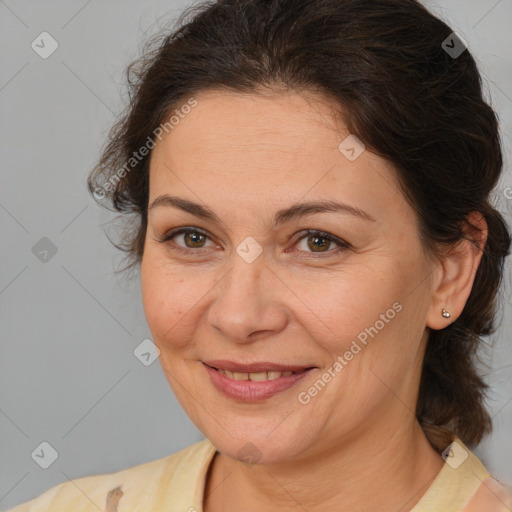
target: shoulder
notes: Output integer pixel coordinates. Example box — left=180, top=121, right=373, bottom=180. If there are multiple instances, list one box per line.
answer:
left=463, top=477, right=512, bottom=512
left=7, top=439, right=215, bottom=512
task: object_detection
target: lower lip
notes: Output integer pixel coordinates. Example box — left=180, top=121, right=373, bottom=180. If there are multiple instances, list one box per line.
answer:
left=203, top=364, right=315, bottom=402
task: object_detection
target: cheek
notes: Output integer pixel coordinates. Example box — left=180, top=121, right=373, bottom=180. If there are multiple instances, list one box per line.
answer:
left=140, top=256, right=211, bottom=350
left=288, top=267, right=400, bottom=354
left=141, top=258, right=183, bottom=342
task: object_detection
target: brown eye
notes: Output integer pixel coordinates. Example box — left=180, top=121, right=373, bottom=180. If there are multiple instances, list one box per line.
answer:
left=293, top=230, right=350, bottom=256
left=182, top=231, right=207, bottom=248
left=157, top=227, right=216, bottom=253
left=306, top=234, right=331, bottom=252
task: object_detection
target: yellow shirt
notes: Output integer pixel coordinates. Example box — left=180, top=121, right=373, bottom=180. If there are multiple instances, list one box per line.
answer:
left=7, top=437, right=512, bottom=512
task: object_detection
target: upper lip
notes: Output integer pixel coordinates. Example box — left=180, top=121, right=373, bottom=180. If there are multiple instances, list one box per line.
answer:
left=203, top=360, right=315, bottom=373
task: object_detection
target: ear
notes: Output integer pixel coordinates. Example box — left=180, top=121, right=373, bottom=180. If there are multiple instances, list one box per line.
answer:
left=426, top=211, right=488, bottom=330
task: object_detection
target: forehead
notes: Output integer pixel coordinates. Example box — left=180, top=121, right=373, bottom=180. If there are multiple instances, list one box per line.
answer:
left=150, top=89, right=345, bottom=172
left=148, top=89, right=405, bottom=224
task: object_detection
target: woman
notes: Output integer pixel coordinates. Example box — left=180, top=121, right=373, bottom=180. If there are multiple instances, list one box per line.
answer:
left=9, top=0, right=512, bottom=510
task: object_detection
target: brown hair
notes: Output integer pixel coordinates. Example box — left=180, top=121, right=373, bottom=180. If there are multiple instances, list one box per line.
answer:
left=88, top=0, right=511, bottom=452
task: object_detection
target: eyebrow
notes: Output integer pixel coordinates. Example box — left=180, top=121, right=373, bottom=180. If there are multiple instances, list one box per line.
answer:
left=148, top=195, right=376, bottom=225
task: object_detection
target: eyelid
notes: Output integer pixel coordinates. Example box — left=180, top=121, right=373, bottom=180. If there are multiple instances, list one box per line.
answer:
left=288, top=229, right=351, bottom=258
left=291, top=229, right=349, bottom=248
left=156, top=226, right=217, bottom=250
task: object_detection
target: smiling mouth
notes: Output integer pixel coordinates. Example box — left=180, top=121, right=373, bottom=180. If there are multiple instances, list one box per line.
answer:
left=202, top=362, right=317, bottom=401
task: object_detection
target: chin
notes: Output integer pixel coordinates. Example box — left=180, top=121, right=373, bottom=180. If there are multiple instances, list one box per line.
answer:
left=195, top=413, right=319, bottom=465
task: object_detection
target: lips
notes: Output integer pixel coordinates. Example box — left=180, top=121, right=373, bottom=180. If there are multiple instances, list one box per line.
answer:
left=202, top=360, right=316, bottom=401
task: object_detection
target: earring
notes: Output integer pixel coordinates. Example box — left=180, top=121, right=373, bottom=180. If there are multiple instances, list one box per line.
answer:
left=442, top=309, right=451, bottom=318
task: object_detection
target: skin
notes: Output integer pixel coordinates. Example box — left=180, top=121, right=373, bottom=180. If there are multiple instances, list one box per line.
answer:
left=140, top=88, right=488, bottom=511
left=465, top=478, right=512, bottom=511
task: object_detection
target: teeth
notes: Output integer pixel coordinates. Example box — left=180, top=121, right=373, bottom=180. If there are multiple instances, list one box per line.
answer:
left=248, top=372, right=268, bottom=382
left=217, top=369, right=297, bottom=381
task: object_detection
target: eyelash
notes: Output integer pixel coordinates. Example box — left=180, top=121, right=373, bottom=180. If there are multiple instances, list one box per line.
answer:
left=156, top=227, right=351, bottom=258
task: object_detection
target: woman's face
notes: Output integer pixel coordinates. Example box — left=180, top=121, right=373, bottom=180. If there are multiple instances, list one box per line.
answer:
left=141, top=89, right=439, bottom=464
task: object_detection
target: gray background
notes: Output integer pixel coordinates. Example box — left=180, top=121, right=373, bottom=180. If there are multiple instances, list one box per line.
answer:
left=0, top=0, right=511, bottom=509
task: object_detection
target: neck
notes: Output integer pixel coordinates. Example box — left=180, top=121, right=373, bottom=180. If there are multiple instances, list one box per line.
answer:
left=203, top=418, right=445, bottom=512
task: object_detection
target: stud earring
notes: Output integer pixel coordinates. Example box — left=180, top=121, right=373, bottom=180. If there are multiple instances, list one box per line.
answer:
left=442, top=309, right=451, bottom=318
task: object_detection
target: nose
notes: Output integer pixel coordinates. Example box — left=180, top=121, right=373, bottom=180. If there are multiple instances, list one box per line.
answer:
left=207, top=253, right=289, bottom=344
